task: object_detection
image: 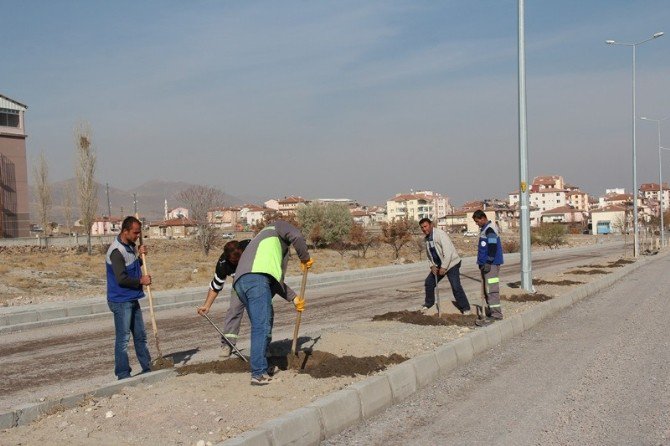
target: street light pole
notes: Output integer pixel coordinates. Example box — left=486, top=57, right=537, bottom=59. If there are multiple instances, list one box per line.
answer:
left=606, top=31, right=664, bottom=257
left=641, top=115, right=670, bottom=247
left=518, top=0, right=532, bottom=291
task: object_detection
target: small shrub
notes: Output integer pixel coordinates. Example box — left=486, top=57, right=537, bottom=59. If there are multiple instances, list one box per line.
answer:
left=532, top=224, right=567, bottom=249
left=502, top=239, right=519, bottom=253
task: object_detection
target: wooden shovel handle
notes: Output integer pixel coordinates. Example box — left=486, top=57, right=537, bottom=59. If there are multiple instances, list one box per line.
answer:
left=291, top=268, right=309, bottom=355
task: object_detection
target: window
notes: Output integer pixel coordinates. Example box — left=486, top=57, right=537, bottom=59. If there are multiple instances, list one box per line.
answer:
left=0, top=108, right=20, bottom=128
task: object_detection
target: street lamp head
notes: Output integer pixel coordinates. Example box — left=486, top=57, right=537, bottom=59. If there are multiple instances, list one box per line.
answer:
left=653, top=32, right=665, bottom=38
left=605, top=39, right=616, bottom=44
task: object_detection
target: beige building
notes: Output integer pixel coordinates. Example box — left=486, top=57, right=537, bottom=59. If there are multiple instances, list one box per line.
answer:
left=509, top=175, right=589, bottom=214
left=0, top=94, right=29, bottom=237
left=91, top=216, right=122, bottom=235
left=386, top=191, right=452, bottom=223
left=148, top=217, right=197, bottom=239
left=591, top=205, right=628, bottom=235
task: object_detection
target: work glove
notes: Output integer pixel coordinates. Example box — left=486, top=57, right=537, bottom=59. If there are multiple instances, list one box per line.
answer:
left=480, top=263, right=491, bottom=274
left=300, top=258, right=314, bottom=272
left=293, top=296, right=305, bottom=312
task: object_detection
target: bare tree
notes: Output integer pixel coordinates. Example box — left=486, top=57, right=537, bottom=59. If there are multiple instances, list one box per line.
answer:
left=176, top=185, right=225, bottom=255
left=63, top=182, right=74, bottom=235
left=32, top=151, right=52, bottom=236
left=348, top=223, right=378, bottom=258
left=380, top=218, right=413, bottom=259
left=74, top=122, right=98, bottom=255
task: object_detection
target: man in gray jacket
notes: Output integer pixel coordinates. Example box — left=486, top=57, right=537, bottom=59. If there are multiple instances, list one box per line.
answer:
left=419, top=218, right=471, bottom=314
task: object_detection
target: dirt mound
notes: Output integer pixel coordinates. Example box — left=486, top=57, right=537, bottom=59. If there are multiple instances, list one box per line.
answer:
left=502, top=293, right=553, bottom=302
left=177, top=351, right=407, bottom=379
left=507, top=278, right=583, bottom=288
left=566, top=269, right=610, bottom=275
left=372, top=310, right=477, bottom=327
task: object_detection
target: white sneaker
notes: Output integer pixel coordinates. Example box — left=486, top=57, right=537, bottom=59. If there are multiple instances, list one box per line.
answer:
left=462, top=310, right=472, bottom=316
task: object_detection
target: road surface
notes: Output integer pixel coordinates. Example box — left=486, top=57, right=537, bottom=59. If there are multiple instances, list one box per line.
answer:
left=324, top=250, right=670, bottom=445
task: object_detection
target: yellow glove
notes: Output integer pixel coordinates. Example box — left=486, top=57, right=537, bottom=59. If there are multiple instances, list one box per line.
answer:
left=300, top=258, right=314, bottom=272
left=293, top=296, right=305, bottom=312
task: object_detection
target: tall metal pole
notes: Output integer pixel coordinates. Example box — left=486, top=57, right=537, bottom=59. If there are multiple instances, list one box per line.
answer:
left=632, top=45, right=639, bottom=257
left=641, top=116, right=668, bottom=247
left=657, top=121, right=664, bottom=247
left=518, top=0, right=532, bottom=291
left=606, top=31, right=664, bottom=256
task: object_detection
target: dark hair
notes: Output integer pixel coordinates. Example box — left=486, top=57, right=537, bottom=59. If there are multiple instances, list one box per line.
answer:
left=472, top=210, right=487, bottom=220
left=418, top=218, right=432, bottom=225
left=222, top=240, right=240, bottom=261
left=121, top=216, right=142, bottom=232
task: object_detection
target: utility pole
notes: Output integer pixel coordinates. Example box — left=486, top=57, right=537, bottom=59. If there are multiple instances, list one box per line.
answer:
left=106, top=183, right=112, bottom=217
left=518, top=0, right=533, bottom=291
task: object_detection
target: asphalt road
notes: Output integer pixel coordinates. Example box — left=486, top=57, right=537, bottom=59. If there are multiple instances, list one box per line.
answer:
left=324, top=251, right=670, bottom=446
left=0, top=243, right=626, bottom=412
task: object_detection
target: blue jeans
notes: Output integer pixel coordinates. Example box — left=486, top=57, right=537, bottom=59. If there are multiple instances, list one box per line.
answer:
left=108, top=300, right=152, bottom=379
left=424, top=261, right=470, bottom=311
left=234, top=274, right=274, bottom=378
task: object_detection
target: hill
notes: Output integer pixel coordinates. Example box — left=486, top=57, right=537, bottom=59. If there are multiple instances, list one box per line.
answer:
left=29, top=179, right=248, bottom=223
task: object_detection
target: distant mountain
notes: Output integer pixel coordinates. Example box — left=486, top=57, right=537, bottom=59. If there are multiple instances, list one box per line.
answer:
left=29, top=179, right=249, bottom=223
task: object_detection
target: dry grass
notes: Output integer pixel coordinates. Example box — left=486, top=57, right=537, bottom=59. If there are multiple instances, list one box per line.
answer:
left=0, top=233, right=599, bottom=307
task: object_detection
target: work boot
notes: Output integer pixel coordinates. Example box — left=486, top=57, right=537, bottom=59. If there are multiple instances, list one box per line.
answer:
left=220, top=344, right=232, bottom=358
left=250, top=374, right=272, bottom=386
left=475, top=317, right=496, bottom=327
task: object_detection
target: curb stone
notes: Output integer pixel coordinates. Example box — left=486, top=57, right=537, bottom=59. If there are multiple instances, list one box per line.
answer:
left=0, top=369, right=177, bottom=429
left=218, top=252, right=662, bottom=445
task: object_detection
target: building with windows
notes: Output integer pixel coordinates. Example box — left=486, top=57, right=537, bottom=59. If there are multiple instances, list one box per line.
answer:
left=0, top=94, right=29, bottom=237
left=386, top=191, right=452, bottom=224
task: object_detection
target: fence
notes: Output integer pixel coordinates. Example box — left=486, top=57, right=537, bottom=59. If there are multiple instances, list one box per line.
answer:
left=0, top=234, right=116, bottom=248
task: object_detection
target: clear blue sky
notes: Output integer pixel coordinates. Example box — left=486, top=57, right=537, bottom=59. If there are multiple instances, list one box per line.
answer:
left=4, top=1, right=670, bottom=205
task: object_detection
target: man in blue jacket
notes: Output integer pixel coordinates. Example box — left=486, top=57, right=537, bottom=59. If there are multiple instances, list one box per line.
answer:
left=106, top=216, right=152, bottom=380
left=473, top=210, right=504, bottom=324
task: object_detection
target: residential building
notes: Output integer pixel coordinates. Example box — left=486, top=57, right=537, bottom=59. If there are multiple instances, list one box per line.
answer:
left=639, top=183, right=670, bottom=214
left=386, top=191, right=452, bottom=224
left=540, top=206, right=587, bottom=224
left=591, top=205, right=628, bottom=235
left=0, top=94, right=29, bottom=237
left=509, top=175, right=589, bottom=214
left=207, top=207, right=240, bottom=229
left=239, top=204, right=265, bottom=227
left=91, top=216, right=122, bottom=236
left=167, top=206, right=189, bottom=220
left=277, top=196, right=307, bottom=216
left=147, top=217, right=198, bottom=239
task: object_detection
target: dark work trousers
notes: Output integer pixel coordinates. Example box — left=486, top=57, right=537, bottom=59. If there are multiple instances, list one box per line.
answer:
left=423, top=261, right=470, bottom=311
left=481, top=264, right=503, bottom=319
left=221, top=289, right=246, bottom=347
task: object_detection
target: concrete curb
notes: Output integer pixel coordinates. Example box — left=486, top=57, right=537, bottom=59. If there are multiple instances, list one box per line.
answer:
left=218, top=253, right=660, bottom=446
left=0, top=369, right=177, bottom=429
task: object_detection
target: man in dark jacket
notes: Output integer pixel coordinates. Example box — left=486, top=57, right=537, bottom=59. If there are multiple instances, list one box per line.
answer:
left=106, top=216, right=152, bottom=380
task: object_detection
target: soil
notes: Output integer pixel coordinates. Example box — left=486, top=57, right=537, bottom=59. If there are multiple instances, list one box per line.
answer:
left=372, top=310, right=478, bottom=327
left=566, top=269, right=610, bottom=275
left=507, top=278, right=583, bottom=288
left=177, top=351, right=408, bottom=379
left=502, top=293, right=554, bottom=302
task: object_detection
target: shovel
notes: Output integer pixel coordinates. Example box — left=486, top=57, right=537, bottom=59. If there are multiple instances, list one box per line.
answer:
left=434, top=272, right=441, bottom=317
left=135, top=214, right=172, bottom=368
left=199, top=310, right=248, bottom=362
left=291, top=268, right=309, bottom=355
